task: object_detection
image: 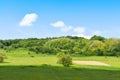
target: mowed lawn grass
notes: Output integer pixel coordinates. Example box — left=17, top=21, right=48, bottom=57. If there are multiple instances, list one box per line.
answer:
left=0, top=51, right=120, bottom=80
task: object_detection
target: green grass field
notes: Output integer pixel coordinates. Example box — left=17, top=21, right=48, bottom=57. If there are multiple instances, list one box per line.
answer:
left=0, top=50, right=120, bottom=80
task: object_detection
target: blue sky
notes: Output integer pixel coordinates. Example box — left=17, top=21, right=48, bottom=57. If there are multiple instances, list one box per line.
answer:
left=0, top=0, right=120, bottom=39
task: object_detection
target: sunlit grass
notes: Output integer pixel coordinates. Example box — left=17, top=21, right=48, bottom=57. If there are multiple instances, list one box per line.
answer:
left=0, top=50, right=120, bottom=80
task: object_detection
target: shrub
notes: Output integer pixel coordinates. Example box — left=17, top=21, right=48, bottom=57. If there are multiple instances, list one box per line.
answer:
left=0, top=50, right=6, bottom=63
left=57, top=53, right=72, bottom=67
left=0, top=56, right=4, bottom=63
left=57, top=52, right=65, bottom=58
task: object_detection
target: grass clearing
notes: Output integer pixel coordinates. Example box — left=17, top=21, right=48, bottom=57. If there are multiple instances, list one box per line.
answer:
left=0, top=51, right=120, bottom=80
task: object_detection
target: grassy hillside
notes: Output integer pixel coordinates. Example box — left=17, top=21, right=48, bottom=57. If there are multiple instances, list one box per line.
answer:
left=0, top=50, right=120, bottom=80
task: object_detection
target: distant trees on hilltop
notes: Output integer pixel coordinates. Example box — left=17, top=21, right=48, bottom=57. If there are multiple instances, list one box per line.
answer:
left=0, top=35, right=120, bottom=57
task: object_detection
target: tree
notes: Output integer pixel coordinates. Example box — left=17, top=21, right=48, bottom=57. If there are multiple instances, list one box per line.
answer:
left=84, top=40, right=105, bottom=56
left=104, top=39, right=120, bottom=57
left=73, top=38, right=89, bottom=55
left=90, top=35, right=105, bottom=41
left=44, top=38, right=74, bottom=54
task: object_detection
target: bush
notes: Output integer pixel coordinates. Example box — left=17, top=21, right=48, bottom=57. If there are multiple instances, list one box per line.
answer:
left=0, top=56, right=4, bottom=63
left=57, top=53, right=72, bottom=67
left=57, top=52, right=65, bottom=58
left=0, top=50, right=6, bottom=63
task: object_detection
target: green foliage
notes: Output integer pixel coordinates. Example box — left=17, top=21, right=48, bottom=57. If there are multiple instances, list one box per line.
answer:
left=0, top=56, right=4, bottom=63
left=90, top=35, right=105, bottom=41
left=104, top=39, right=120, bottom=57
left=57, top=53, right=72, bottom=67
left=0, top=36, right=120, bottom=57
left=84, top=40, right=105, bottom=56
left=0, top=50, right=6, bottom=63
left=45, top=38, right=74, bottom=49
left=57, top=52, right=65, bottom=58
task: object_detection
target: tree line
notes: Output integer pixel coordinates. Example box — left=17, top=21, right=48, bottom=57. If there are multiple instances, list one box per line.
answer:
left=0, top=35, right=120, bottom=57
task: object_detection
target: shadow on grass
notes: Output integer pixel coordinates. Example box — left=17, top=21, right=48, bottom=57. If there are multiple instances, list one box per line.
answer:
left=0, top=64, right=120, bottom=80
left=0, top=62, right=10, bottom=64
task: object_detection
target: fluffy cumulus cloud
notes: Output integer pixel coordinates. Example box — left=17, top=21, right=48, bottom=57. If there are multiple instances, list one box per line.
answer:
left=50, top=21, right=65, bottom=27
left=93, top=30, right=102, bottom=35
left=73, top=27, right=91, bottom=39
left=19, top=13, right=38, bottom=27
left=73, top=27, right=85, bottom=33
left=50, top=21, right=72, bottom=32
left=51, top=21, right=103, bottom=39
left=61, top=26, right=73, bottom=32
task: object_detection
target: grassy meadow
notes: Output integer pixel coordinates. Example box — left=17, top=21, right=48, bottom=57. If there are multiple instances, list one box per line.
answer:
left=0, top=50, right=120, bottom=80
left=1, top=0, right=120, bottom=80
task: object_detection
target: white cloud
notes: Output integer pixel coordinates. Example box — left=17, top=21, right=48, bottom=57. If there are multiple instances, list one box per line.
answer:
left=61, top=26, right=73, bottom=32
left=73, top=27, right=85, bottom=33
left=50, top=21, right=65, bottom=27
left=93, top=30, right=102, bottom=35
left=50, top=21, right=72, bottom=32
left=73, top=34, right=91, bottom=39
left=73, top=27, right=91, bottom=39
left=50, top=21, right=93, bottom=39
left=19, top=13, right=38, bottom=27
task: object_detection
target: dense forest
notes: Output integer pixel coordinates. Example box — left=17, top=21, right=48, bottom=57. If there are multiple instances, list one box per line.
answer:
left=0, top=35, right=120, bottom=57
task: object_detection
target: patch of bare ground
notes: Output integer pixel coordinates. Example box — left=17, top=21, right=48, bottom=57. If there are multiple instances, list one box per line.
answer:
left=73, top=61, right=110, bottom=66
